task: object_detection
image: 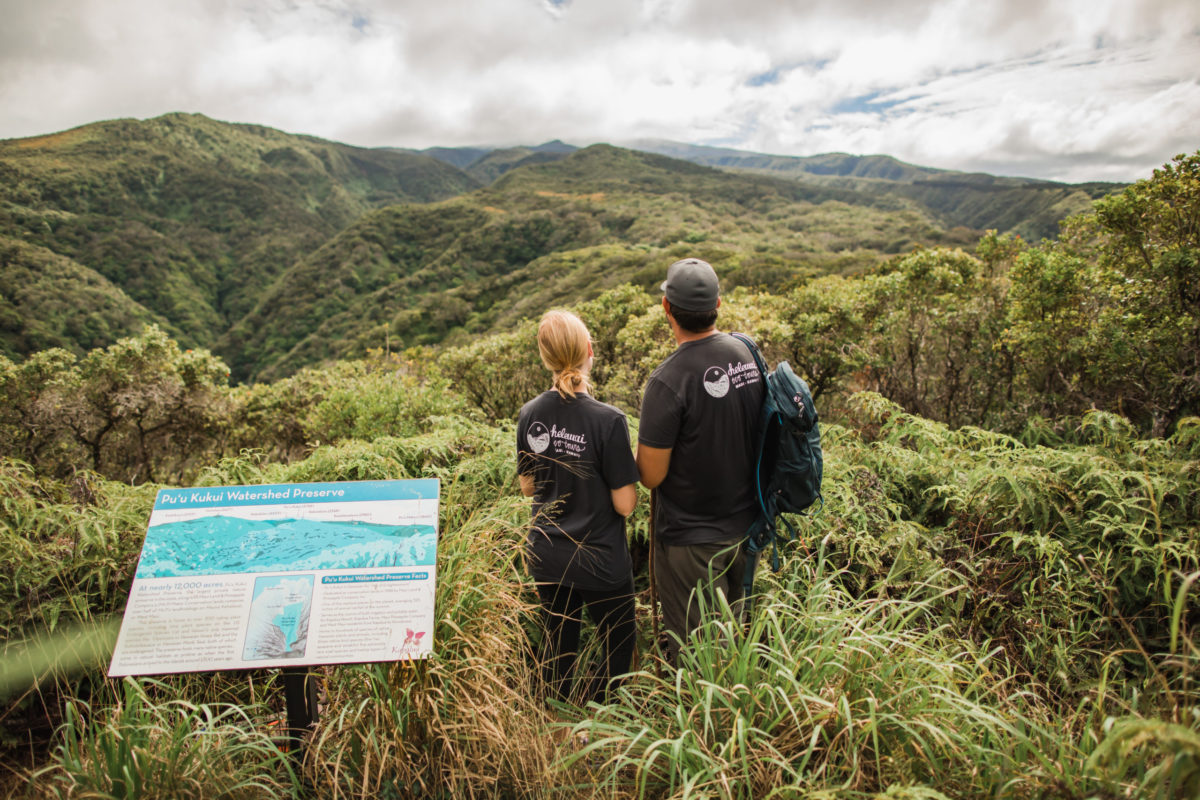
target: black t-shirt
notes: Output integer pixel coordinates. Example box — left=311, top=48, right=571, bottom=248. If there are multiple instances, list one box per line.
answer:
left=516, top=391, right=640, bottom=590
left=638, top=332, right=764, bottom=545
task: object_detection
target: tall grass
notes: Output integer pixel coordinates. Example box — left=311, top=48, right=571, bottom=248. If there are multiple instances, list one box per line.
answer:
left=307, top=498, right=556, bottom=798
left=577, top=548, right=1075, bottom=799
left=833, top=394, right=1200, bottom=701
left=35, top=678, right=295, bottom=800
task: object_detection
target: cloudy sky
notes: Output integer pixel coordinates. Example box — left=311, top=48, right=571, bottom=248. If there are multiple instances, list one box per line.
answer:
left=2, top=0, right=1197, bottom=182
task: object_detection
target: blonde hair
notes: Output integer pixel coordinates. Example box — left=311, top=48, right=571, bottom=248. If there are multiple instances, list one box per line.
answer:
left=537, top=310, right=591, bottom=399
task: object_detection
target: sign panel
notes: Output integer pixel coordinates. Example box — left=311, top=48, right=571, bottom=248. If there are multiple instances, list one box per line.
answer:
left=109, top=479, right=438, bottom=677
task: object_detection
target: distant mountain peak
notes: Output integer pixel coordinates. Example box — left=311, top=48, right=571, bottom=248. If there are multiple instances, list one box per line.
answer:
left=531, top=140, right=577, bottom=153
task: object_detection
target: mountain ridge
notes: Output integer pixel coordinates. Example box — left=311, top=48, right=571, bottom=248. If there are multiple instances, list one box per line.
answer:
left=1, top=113, right=1122, bottom=378
left=619, top=139, right=1120, bottom=239
left=419, top=136, right=1119, bottom=240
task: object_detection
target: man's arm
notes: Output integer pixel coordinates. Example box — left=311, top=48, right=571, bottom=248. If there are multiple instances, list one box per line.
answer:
left=518, top=473, right=536, bottom=497
left=636, top=443, right=672, bottom=489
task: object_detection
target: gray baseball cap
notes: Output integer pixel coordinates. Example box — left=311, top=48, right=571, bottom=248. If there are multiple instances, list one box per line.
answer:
left=661, top=258, right=719, bottom=312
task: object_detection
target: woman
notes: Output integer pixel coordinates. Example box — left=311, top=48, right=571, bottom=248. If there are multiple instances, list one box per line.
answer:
left=516, top=310, right=639, bottom=705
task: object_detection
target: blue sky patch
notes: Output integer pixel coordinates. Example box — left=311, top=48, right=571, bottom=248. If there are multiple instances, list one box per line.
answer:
left=747, top=69, right=780, bottom=87
left=831, top=91, right=907, bottom=115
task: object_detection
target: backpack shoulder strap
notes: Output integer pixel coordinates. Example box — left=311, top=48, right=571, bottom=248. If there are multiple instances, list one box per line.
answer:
left=729, top=332, right=772, bottom=515
left=731, top=331, right=775, bottom=598
left=730, top=331, right=769, bottom=380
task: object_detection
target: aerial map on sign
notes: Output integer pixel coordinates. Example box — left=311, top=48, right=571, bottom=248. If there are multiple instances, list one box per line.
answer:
left=136, top=517, right=436, bottom=578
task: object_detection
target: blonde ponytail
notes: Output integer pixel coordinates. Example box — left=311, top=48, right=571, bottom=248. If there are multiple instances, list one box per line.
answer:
left=537, top=310, right=591, bottom=399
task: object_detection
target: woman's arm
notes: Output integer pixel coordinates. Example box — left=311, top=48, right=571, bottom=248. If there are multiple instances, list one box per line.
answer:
left=610, top=483, right=637, bottom=517
left=519, top=473, right=536, bottom=498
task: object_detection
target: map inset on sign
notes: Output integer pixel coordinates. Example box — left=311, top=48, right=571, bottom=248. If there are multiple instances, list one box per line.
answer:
left=243, top=575, right=314, bottom=660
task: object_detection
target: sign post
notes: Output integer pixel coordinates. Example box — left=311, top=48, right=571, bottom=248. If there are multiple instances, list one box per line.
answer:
left=281, top=666, right=318, bottom=762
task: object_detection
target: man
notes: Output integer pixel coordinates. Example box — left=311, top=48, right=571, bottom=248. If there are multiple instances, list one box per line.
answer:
left=636, top=257, right=765, bottom=662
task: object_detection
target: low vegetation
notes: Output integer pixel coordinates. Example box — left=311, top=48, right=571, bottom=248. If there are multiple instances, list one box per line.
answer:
left=0, top=154, right=1196, bottom=797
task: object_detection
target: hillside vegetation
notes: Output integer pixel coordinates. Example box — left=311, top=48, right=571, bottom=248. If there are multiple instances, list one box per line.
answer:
left=0, top=113, right=479, bottom=358
left=223, top=144, right=970, bottom=381
left=3, top=114, right=1116, bottom=381
left=0, top=238, right=165, bottom=354
left=0, top=152, right=1196, bottom=798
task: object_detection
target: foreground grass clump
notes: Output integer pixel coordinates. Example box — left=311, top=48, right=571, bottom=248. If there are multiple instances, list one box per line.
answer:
left=0, top=461, right=152, bottom=643
left=578, top=556, right=1066, bottom=799
left=305, top=496, right=559, bottom=799
left=36, top=678, right=294, bottom=800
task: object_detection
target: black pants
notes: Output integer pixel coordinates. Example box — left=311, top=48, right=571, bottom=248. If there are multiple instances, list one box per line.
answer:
left=535, top=579, right=636, bottom=705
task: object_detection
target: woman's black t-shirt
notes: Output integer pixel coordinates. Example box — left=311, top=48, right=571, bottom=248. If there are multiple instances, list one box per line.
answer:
left=516, top=391, right=639, bottom=590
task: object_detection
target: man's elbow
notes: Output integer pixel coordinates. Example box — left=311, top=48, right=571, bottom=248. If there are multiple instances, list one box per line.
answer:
left=638, top=468, right=664, bottom=490
left=635, top=444, right=670, bottom=489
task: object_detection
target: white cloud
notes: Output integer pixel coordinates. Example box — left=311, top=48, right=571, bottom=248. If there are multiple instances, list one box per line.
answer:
left=0, top=0, right=1196, bottom=181
left=803, top=38, right=1200, bottom=181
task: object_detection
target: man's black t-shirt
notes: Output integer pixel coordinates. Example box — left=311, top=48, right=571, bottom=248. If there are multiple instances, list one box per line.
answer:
left=638, top=332, right=764, bottom=545
left=516, top=392, right=639, bottom=590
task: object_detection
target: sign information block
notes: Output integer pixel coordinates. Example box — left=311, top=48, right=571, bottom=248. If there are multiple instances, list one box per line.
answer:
left=109, top=479, right=438, bottom=677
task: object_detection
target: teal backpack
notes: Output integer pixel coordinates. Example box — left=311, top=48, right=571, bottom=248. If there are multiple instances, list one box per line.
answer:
left=731, top=333, right=823, bottom=590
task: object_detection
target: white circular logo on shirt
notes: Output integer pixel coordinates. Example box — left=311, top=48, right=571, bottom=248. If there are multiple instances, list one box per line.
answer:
left=703, top=366, right=730, bottom=398
left=527, top=421, right=551, bottom=453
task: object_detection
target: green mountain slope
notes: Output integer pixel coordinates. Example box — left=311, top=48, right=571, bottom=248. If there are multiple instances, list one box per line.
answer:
left=626, top=140, right=1121, bottom=240
left=628, top=141, right=948, bottom=182
left=416, top=140, right=578, bottom=183
left=2, top=115, right=1123, bottom=378
left=0, top=236, right=166, bottom=358
left=882, top=174, right=1118, bottom=240
left=224, top=144, right=973, bottom=381
left=0, top=113, right=480, bottom=356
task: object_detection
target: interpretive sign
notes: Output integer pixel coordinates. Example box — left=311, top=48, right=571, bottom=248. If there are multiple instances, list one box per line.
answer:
left=109, top=479, right=438, bottom=677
